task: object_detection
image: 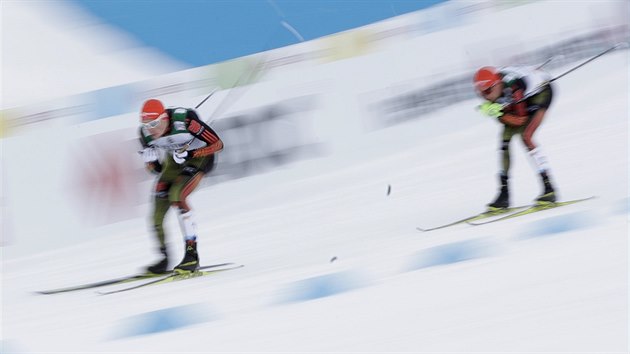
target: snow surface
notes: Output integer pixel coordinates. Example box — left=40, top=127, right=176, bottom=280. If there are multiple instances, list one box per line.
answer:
left=2, top=50, right=628, bottom=353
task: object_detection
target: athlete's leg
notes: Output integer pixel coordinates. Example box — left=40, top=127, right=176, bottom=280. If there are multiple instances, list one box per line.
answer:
left=489, top=127, right=517, bottom=209
left=522, top=86, right=556, bottom=202
left=169, top=166, right=204, bottom=240
left=151, top=157, right=181, bottom=246
left=169, top=155, right=215, bottom=241
left=500, top=126, right=517, bottom=177
left=152, top=181, right=171, bottom=248
left=146, top=159, right=180, bottom=273
left=169, top=155, right=215, bottom=272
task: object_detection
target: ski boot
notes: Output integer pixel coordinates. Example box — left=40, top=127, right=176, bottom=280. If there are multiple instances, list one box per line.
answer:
left=174, top=240, right=200, bottom=274
left=488, top=174, right=509, bottom=211
left=146, top=246, right=169, bottom=275
left=535, top=171, right=556, bottom=205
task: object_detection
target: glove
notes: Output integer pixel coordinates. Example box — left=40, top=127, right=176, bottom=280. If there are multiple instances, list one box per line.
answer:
left=141, top=147, right=159, bottom=163
left=172, top=150, right=190, bottom=164
left=479, top=102, right=504, bottom=118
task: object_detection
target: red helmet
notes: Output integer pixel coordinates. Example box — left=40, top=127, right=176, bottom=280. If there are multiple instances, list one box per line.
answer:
left=473, top=66, right=501, bottom=91
left=140, top=99, right=165, bottom=123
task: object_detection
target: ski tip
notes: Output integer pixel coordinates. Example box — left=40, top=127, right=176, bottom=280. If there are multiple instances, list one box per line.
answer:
left=416, top=227, right=427, bottom=232
left=34, top=289, right=74, bottom=295
left=198, top=262, right=241, bottom=271
left=555, top=195, right=597, bottom=204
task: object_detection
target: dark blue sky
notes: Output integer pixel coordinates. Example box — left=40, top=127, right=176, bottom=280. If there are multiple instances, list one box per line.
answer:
left=73, top=0, right=445, bottom=68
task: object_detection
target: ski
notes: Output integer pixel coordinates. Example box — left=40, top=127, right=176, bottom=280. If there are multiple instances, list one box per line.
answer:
left=36, top=273, right=165, bottom=295
left=468, top=197, right=595, bottom=226
left=97, top=263, right=244, bottom=295
left=36, top=263, right=236, bottom=295
left=416, top=205, right=529, bottom=232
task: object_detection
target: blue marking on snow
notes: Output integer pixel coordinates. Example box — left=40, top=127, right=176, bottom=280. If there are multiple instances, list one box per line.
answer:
left=610, top=197, right=630, bottom=215
left=518, top=211, right=597, bottom=238
left=0, top=340, right=22, bottom=354
left=405, top=239, right=495, bottom=271
left=111, top=304, right=216, bottom=339
left=276, top=271, right=368, bottom=304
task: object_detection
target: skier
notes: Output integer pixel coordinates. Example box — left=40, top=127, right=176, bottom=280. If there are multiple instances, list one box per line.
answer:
left=138, top=99, right=223, bottom=274
left=474, top=66, right=557, bottom=210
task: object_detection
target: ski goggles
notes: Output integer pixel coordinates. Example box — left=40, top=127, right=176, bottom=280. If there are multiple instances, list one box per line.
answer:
left=143, top=118, right=162, bottom=129
left=143, top=112, right=168, bottom=129
left=477, top=84, right=497, bottom=97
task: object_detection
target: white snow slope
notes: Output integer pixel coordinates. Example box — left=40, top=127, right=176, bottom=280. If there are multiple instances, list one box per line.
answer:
left=2, top=49, right=628, bottom=353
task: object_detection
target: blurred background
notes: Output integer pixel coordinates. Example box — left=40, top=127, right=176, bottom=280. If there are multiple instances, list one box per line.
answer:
left=1, top=0, right=628, bottom=353
left=3, top=0, right=447, bottom=250
left=2, top=0, right=626, bottom=253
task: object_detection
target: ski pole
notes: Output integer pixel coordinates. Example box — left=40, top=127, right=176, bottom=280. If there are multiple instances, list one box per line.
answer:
left=176, top=26, right=286, bottom=154
left=550, top=42, right=625, bottom=82
left=175, top=55, right=270, bottom=154
left=195, top=88, right=218, bottom=109
left=535, top=56, right=555, bottom=70
left=535, top=54, right=563, bottom=70
left=205, top=55, right=268, bottom=127
left=202, top=20, right=305, bottom=128
left=507, top=42, right=626, bottom=107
